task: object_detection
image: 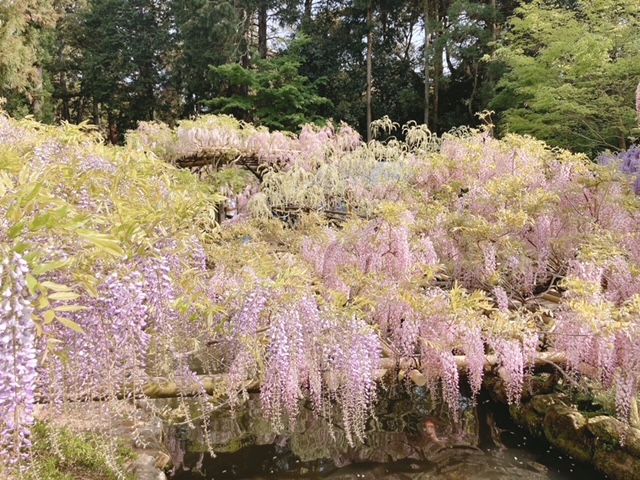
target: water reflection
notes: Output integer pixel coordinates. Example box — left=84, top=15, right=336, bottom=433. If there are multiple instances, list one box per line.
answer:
left=170, top=388, right=607, bottom=480
left=175, top=437, right=603, bottom=480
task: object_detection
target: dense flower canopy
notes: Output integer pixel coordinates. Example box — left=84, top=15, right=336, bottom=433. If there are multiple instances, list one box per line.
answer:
left=3, top=113, right=640, bottom=474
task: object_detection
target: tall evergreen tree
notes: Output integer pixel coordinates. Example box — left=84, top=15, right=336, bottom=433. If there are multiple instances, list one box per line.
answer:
left=207, top=39, right=332, bottom=131
left=170, top=0, right=243, bottom=116
left=0, top=0, right=58, bottom=119
left=79, top=0, right=172, bottom=142
left=48, top=1, right=90, bottom=123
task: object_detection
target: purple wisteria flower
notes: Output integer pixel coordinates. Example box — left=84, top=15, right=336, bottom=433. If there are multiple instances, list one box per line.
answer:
left=598, top=146, right=640, bottom=194
left=636, top=82, right=640, bottom=120
left=0, top=252, right=37, bottom=467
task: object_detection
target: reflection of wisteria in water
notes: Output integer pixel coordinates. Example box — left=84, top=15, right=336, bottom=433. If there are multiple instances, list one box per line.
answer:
left=165, top=425, right=189, bottom=475
left=172, top=426, right=602, bottom=480
left=171, top=391, right=606, bottom=480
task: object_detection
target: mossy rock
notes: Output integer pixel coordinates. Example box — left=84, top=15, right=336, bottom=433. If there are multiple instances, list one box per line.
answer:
left=542, top=405, right=594, bottom=464
left=530, top=394, right=559, bottom=415
left=587, top=416, right=623, bottom=446
left=588, top=416, right=640, bottom=458
left=510, top=403, right=544, bottom=437
left=510, top=394, right=560, bottom=437
left=593, top=447, right=640, bottom=480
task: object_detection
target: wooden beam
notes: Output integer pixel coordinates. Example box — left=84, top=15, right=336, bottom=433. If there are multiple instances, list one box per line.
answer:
left=43, top=352, right=565, bottom=402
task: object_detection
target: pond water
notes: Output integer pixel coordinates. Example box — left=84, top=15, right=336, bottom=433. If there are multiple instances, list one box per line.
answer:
left=169, top=389, right=608, bottom=480
left=173, top=429, right=605, bottom=480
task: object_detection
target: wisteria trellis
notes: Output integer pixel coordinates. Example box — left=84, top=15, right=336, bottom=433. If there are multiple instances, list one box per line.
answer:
left=3, top=111, right=640, bottom=474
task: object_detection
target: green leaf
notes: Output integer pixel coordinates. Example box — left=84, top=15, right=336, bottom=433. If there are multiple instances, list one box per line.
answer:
left=57, top=316, right=85, bottom=334
left=43, top=310, right=56, bottom=324
left=53, top=204, right=70, bottom=219
left=7, top=220, right=26, bottom=239
left=48, top=291, right=80, bottom=301
left=13, top=242, right=30, bottom=255
left=20, top=182, right=42, bottom=206
left=76, top=230, right=125, bottom=256
left=40, top=281, right=72, bottom=292
left=32, top=259, right=71, bottom=275
left=54, top=305, right=87, bottom=312
left=6, top=203, right=22, bottom=223
left=29, top=212, right=51, bottom=231
left=25, top=273, right=38, bottom=294
left=73, top=273, right=99, bottom=297
left=63, top=215, right=91, bottom=230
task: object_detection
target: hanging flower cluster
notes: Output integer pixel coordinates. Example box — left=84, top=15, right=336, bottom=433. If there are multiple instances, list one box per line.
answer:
left=0, top=114, right=222, bottom=475
left=215, top=270, right=380, bottom=445
left=6, top=107, right=640, bottom=476
left=0, top=250, right=37, bottom=468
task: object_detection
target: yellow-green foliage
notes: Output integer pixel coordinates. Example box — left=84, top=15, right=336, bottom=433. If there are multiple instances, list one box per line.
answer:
left=23, top=422, right=135, bottom=480
left=0, top=112, right=223, bottom=348
left=6, top=111, right=640, bottom=472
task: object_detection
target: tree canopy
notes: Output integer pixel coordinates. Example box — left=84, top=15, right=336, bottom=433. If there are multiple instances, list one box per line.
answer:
left=2, top=0, right=637, bottom=154
left=491, top=0, right=640, bottom=155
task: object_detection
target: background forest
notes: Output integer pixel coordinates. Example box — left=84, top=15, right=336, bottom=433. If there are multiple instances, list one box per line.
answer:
left=1, top=0, right=639, bottom=155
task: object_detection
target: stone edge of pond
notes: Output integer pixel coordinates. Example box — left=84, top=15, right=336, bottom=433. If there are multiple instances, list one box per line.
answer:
left=500, top=389, right=640, bottom=480
left=126, top=452, right=170, bottom=480
left=124, top=410, right=171, bottom=480
left=112, top=375, right=640, bottom=480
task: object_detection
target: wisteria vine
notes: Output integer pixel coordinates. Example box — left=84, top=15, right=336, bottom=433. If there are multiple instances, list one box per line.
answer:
left=4, top=106, right=640, bottom=476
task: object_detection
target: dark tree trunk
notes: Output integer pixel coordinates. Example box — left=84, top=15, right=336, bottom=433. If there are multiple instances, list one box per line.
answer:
left=59, top=50, right=71, bottom=122
left=469, top=60, right=479, bottom=118
left=491, top=0, right=498, bottom=42
left=92, top=99, right=100, bottom=126
left=107, top=110, right=118, bottom=145
left=424, top=0, right=430, bottom=127
left=258, top=2, right=268, bottom=59
left=239, top=8, right=251, bottom=111
left=433, top=0, right=441, bottom=131
left=31, top=65, right=44, bottom=120
left=304, top=0, right=313, bottom=21
left=366, top=0, right=373, bottom=142
left=241, top=9, right=251, bottom=70
left=75, top=96, right=85, bottom=124
left=619, top=130, right=627, bottom=150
